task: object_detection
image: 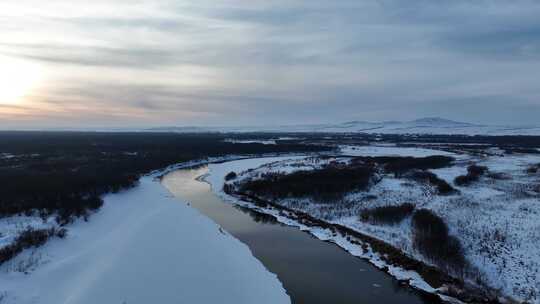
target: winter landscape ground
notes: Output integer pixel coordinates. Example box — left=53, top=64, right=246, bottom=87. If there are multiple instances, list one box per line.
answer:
left=218, top=143, right=540, bottom=303
left=0, top=174, right=290, bottom=304
left=1, top=132, right=540, bottom=303
left=3, top=1, right=540, bottom=303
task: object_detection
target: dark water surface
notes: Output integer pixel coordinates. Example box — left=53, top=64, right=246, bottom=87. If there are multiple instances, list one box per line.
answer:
left=162, top=166, right=435, bottom=304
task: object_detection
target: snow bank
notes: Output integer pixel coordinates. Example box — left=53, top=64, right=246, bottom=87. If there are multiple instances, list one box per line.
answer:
left=0, top=176, right=290, bottom=304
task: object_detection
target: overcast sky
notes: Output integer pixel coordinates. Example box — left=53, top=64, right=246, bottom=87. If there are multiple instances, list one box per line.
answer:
left=0, top=0, right=539, bottom=129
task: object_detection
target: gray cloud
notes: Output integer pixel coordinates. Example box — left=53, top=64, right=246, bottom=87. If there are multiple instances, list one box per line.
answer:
left=0, top=0, right=539, bottom=128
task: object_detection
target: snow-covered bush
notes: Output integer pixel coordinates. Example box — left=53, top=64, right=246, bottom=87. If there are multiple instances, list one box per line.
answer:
left=526, top=163, right=540, bottom=174
left=454, top=164, right=488, bottom=186
left=407, top=170, right=456, bottom=195
left=225, top=171, right=237, bottom=181
left=0, top=227, right=66, bottom=265
left=412, top=209, right=467, bottom=277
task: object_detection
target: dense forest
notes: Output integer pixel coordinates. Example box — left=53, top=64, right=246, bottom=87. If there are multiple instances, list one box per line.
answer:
left=0, top=132, right=330, bottom=223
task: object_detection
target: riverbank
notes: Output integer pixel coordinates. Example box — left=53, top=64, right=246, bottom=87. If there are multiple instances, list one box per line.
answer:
left=163, top=164, right=436, bottom=304
left=204, top=156, right=513, bottom=304
left=0, top=175, right=290, bottom=304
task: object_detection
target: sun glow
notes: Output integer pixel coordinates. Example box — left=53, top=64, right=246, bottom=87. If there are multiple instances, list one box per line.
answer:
left=0, top=56, right=42, bottom=105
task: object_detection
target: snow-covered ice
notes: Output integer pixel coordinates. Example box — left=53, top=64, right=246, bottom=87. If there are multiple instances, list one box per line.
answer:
left=0, top=176, right=290, bottom=304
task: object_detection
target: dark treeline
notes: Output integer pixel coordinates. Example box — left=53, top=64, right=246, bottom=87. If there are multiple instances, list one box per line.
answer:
left=504, top=147, right=540, bottom=154
left=350, top=155, right=455, bottom=177
left=237, top=155, right=455, bottom=203
left=238, top=162, right=377, bottom=201
left=0, top=132, right=330, bottom=222
left=204, top=132, right=540, bottom=152
left=381, top=134, right=540, bottom=148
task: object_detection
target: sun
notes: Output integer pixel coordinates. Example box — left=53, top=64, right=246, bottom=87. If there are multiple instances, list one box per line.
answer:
left=0, top=55, right=42, bottom=105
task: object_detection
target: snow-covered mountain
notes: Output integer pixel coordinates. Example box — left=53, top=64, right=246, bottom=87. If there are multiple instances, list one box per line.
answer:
left=147, top=117, right=540, bottom=136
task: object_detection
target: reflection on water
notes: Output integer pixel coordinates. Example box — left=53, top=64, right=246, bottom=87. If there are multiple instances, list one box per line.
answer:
left=235, top=206, right=278, bottom=224
left=162, top=166, right=439, bottom=304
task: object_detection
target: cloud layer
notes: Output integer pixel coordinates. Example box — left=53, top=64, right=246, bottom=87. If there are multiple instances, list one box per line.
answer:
left=1, top=0, right=539, bottom=128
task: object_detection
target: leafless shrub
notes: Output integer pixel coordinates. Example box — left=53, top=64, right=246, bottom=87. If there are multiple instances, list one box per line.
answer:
left=0, top=291, right=7, bottom=303
left=225, top=171, right=237, bottom=181
left=360, top=203, right=415, bottom=225
left=526, top=163, right=540, bottom=174
left=408, top=170, right=456, bottom=195
left=412, top=209, right=468, bottom=277
left=486, top=172, right=511, bottom=180
left=0, top=227, right=66, bottom=265
left=455, top=164, right=488, bottom=186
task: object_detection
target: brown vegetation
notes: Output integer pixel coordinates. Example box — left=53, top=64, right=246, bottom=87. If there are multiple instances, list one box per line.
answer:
left=360, top=203, right=415, bottom=225
left=0, top=227, right=67, bottom=266
left=454, top=164, right=488, bottom=186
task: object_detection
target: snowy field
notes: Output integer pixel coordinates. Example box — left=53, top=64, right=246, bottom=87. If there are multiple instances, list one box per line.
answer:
left=1, top=142, right=538, bottom=303
left=205, top=156, right=440, bottom=297
left=213, top=146, right=540, bottom=303
left=339, top=145, right=459, bottom=158
left=222, top=137, right=305, bottom=145
left=0, top=175, right=290, bottom=304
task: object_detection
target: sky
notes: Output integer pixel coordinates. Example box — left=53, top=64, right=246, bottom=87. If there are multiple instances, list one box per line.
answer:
left=0, top=0, right=539, bottom=129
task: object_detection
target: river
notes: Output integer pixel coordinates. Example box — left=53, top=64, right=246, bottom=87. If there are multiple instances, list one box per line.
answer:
left=162, top=165, right=437, bottom=304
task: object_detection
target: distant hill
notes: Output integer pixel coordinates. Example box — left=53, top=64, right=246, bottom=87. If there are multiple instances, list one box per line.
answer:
left=146, top=117, right=540, bottom=136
